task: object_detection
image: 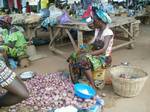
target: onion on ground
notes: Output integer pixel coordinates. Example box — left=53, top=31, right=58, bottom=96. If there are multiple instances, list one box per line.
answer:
left=9, top=72, right=98, bottom=112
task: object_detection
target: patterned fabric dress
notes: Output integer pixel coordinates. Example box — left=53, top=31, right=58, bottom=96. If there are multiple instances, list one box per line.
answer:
left=0, top=60, right=16, bottom=87
left=0, top=29, right=27, bottom=58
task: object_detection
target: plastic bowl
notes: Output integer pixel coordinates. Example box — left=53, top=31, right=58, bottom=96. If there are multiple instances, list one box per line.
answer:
left=20, top=71, right=35, bottom=80
left=74, top=83, right=96, bottom=99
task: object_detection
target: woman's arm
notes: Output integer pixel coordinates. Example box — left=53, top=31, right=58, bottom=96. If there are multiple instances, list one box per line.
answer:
left=88, top=29, right=100, bottom=44
left=89, top=35, right=112, bottom=56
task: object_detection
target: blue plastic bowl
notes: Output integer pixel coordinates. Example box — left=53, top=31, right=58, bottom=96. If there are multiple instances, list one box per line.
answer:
left=74, top=83, right=96, bottom=99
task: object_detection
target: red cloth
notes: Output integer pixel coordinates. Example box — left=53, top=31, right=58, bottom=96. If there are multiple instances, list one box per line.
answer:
left=81, top=5, right=93, bottom=19
left=8, top=0, right=14, bottom=9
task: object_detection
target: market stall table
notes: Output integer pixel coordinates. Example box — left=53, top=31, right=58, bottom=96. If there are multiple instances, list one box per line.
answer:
left=10, top=14, right=41, bottom=42
left=135, top=13, right=150, bottom=24
left=48, top=16, right=138, bottom=57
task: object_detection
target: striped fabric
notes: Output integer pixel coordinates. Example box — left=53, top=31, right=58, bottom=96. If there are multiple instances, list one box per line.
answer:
left=0, top=60, right=16, bottom=87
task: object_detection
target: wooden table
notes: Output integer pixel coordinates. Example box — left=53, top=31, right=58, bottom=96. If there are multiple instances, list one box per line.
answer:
left=135, top=13, right=150, bottom=24
left=48, top=16, right=138, bottom=56
left=24, top=22, right=40, bottom=42
left=11, top=14, right=41, bottom=43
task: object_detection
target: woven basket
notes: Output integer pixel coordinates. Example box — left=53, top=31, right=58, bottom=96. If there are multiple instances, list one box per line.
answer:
left=109, top=66, right=148, bottom=97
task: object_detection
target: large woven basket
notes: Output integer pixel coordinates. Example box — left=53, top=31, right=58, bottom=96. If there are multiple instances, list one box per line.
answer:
left=109, top=66, right=149, bottom=97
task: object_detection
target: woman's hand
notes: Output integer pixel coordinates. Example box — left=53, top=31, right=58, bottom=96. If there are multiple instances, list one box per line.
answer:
left=79, top=52, right=88, bottom=57
left=89, top=49, right=104, bottom=56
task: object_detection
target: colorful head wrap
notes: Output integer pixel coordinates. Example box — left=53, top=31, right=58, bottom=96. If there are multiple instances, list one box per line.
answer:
left=94, top=9, right=112, bottom=24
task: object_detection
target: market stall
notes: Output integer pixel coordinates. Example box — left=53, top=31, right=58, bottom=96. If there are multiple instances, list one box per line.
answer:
left=48, top=16, right=139, bottom=56
left=135, top=5, right=150, bottom=24
left=10, top=13, right=41, bottom=42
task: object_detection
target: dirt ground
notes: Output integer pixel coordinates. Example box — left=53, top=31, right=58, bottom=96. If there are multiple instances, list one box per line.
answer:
left=13, top=24, right=150, bottom=112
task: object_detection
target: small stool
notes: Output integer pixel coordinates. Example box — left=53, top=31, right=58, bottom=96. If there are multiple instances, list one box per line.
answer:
left=92, top=68, right=106, bottom=89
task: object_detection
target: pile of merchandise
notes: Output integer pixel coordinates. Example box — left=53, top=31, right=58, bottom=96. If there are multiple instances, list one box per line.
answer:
left=9, top=72, right=103, bottom=112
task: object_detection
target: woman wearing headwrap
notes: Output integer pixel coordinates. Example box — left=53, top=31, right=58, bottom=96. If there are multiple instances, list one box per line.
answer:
left=0, top=28, right=27, bottom=59
left=68, top=8, right=114, bottom=88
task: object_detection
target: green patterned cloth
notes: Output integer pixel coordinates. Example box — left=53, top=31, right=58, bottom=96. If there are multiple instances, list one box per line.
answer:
left=86, top=54, right=106, bottom=70
left=68, top=44, right=110, bottom=71
left=0, top=29, right=27, bottom=58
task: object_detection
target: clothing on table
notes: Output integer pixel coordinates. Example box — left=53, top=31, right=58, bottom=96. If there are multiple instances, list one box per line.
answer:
left=41, top=0, right=49, bottom=9
left=41, top=17, right=58, bottom=28
left=0, top=60, right=16, bottom=87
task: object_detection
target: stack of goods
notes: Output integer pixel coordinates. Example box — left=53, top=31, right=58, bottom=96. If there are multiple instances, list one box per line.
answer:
left=9, top=73, right=102, bottom=112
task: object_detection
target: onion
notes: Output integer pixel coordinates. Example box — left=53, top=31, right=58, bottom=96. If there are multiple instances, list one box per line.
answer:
left=9, top=72, right=100, bottom=111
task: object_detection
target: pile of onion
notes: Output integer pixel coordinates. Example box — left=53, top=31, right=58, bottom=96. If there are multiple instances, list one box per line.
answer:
left=9, top=73, right=97, bottom=112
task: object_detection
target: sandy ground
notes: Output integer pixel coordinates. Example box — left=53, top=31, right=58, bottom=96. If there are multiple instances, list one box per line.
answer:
left=12, top=25, right=150, bottom=112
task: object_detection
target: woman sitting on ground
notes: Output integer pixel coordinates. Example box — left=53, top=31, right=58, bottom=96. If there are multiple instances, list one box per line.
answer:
left=0, top=55, right=29, bottom=107
left=68, top=8, right=114, bottom=88
left=0, top=27, right=27, bottom=61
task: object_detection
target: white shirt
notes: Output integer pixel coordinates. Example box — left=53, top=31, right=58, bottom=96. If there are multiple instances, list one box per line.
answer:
left=91, top=27, right=114, bottom=56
